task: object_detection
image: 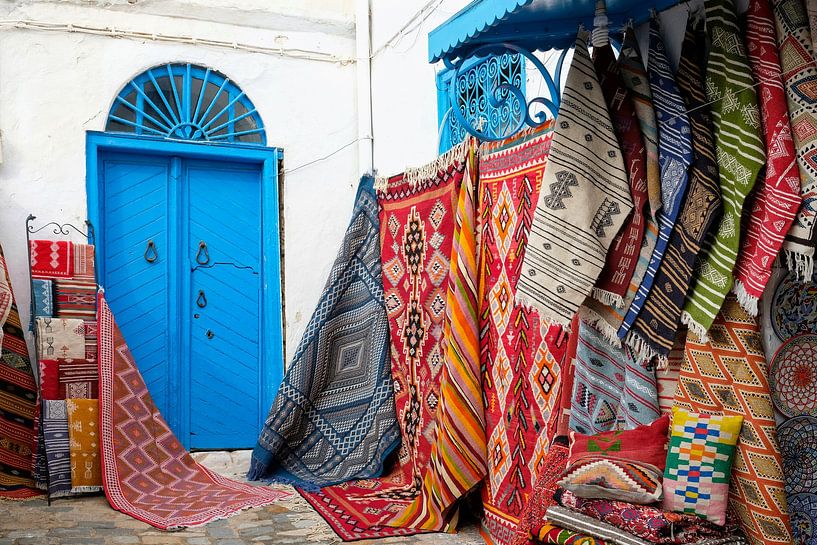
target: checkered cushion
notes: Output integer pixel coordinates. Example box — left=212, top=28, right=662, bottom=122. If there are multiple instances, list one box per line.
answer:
left=662, top=406, right=743, bottom=524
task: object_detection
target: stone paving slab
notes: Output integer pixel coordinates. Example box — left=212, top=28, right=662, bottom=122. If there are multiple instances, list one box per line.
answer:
left=0, top=452, right=484, bottom=545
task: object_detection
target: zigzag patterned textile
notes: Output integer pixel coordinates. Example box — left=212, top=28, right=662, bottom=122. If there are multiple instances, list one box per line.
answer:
left=97, top=295, right=292, bottom=530
left=570, top=319, right=659, bottom=435
left=776, top=0, right=817, bottom=278
left=682, top=0, right=765, bottom=338
left=733, top=0, right=802, bottom=314
left=625, top=17, right=722, bottom=361
left=590, top=44, right=648, bottom=307
left=516, top=31, right=631, bottom=326
left=0, top=244, right=40, bottom=500
left=388, top=146, right=486, bottom=531
left=580, top=28, right=660, bottom=343
left=674, top=295, right=793, bottom=545
left=477, top=125, right=563, bottom=545
left=248, top=177, right=400, bottom=488
left=617, top=15, right=693, bottom=343
left=300, top=142, right=469, bottom=541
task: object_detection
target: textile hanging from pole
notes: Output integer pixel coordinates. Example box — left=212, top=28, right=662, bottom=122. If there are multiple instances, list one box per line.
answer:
left=476, top=125, right=563, bottom=545
left=387, top=143, right=486, bottom=531
left=625, top=16, right=722, bottom=361
left=516, top=30, right=632, bottom=326
left=0, top=244, right=40, bottom=500
left=775, top=0, right=817, bottom=279
left=674, top=296, right=792, bottom=545
left=617, top=14, right=693, bottom=346
left=590, top=42, right=648, bottom=308
left=681, top=0, right=765, bottom=339
left=580, top=27, right=661, bottom=344
left=248, top=177, right=401, bottom=489
left=300, top=142, right=471, bottom=541
left=733, top=0, right=802, bottom=314
left=97, top=295, right=292, bottom=530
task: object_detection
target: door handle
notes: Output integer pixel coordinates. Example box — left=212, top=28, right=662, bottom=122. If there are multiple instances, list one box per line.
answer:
left=196, top=290, right=207, bottom=308
left=144, top=240, right=158, bottom=263
left=195, top=240, right=210, bottom=265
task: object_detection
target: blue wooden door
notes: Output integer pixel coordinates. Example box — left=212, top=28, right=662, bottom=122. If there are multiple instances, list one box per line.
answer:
left=90, top=135, right=282, bottom=450
left=185, top=160, right=262, bottom=449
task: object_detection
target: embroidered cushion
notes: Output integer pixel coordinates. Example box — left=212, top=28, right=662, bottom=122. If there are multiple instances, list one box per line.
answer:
left=662, top=407, right=743, bottom=525
left=559, top=415, right=670, bottom=503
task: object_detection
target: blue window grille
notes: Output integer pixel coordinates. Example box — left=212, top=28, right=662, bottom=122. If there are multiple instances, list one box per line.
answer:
left=436, top=53, right=525, bottom=152
left=106, top=63, right=266, bottom=145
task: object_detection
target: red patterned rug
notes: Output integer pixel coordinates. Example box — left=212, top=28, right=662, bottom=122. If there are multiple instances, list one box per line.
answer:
left=97, top=294, right=291, bottom=529
left=0, top=245, right=41, bottom=500
left=300, top=144, right=469, bottom=541
left=477, top=125, right=561, bottom=545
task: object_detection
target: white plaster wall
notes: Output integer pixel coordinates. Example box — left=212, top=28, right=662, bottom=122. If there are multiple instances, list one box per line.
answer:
left=0, top=0, right=359, bottom=362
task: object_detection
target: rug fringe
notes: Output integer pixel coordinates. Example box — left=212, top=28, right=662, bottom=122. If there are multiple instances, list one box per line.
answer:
left=784, top=248, right=814, bottom=281
left=577, top=305, right=622, bottom=347
left=624, top=330, right=657, bottom=366
left=591, top=288, right=624, bottom=308
left=404, top=140, right=471, bottom=189
left=680, top=311, right=709, bottom=343
left=69, top=486, right=103, bottom=494
left=373, top=176, right=389, bottom=194
left=731, top=279, right=759, bottom=316
left=515, top=292, right=573, bottom=330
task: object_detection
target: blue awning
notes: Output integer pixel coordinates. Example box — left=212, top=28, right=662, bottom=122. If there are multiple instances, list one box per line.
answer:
left=428, top=0, right=681, bottom=64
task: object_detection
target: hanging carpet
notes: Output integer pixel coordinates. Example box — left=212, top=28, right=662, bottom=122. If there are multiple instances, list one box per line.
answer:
left=41, top=399, right=71, bottom=497
left=300, top=142, right=470, bottom=541
left=681, top=0, right=765, bottom=338
left=66, top=398, right=102, bottom=493
left=476, top=125, right=564, bottom=545
left=0, top=244, right=40, bottom=500
left=570, top=319, right=659, bottom=435
left=388, top=144, right=486, bottom=531
left=516, top=30, right=631, bottom=326
left=248, top=177, right=400, bottom=489
left=590, top=42, right=648, bottom=308
left=673, top=295, right=792, bottom=545
left=580, top=27, right=660, bottom=344
left=733, top=0, right=802, bottom=314
left=97, top=295, right=292, bottom=530
left=776, top=0, right=817, bottom=278
left=617, top=14, right=693, bottom=344
left=624, top=17, right=722, bottom=361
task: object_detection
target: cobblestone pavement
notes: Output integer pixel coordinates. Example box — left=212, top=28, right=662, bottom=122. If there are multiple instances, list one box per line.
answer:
left=0, top=451, right=484, bottom=545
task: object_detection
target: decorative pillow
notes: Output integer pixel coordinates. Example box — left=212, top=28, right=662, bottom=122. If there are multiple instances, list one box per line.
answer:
left=559, top=415, right=670, bottom=503
left=662, top=407, right=743, bottom=525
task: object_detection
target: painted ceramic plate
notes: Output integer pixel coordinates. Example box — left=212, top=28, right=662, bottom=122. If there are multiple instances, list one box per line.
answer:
left=777, top=416, right=817, bottom=496
left=770, top=335, right=817, bottom=417
left=788, top=492, right=817, bottom=545
left=771, top=272, right=817, bottom=342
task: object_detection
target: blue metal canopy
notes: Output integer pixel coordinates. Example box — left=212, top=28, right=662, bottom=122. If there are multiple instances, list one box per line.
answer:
left=428, top=0, right=681, bottom=64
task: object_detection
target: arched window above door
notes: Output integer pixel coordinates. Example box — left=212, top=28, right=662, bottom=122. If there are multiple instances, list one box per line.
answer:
left=106, top=63, right=266, bottom=145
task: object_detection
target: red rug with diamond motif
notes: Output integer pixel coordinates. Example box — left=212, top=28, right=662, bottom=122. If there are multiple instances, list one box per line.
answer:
left=97, top=294, right=291, bottom=530
left=299, top=144, right=469, bottom=541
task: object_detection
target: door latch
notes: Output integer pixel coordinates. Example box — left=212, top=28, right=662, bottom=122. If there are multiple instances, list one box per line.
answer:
left=206, top=330, right=214, bottom=339
left=144, top=239, right=158, bottom=263
left=196, top=290, right=207, bottom=308
left=195, top=240, right=210, bottom=265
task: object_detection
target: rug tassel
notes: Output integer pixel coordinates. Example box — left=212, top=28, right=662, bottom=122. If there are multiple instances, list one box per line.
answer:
left=784, top=249, right=814, bottom=281
left=731, top=279, right=759, bottom=316
left=373, top=176, right=389, bottom=194
left=591, top=288, right=624, bottom=308
left=624, top=330, right=659, bottom=366
left=577, top=306, right=622, bottom=347
left=403, top=140, right=471, bottom=189
left=680, top=311, right=709, bottom=343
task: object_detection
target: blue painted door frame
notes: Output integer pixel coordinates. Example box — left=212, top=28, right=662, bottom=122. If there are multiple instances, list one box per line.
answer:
left=86, top=131, right=284, bottom=448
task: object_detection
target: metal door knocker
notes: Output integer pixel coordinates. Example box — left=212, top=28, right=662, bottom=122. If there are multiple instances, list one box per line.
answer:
left=195, top=240, right=210, bottom=265
left=196, top=290, right=207, bottom=308
left=144, top=239, right=158, bottom=263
